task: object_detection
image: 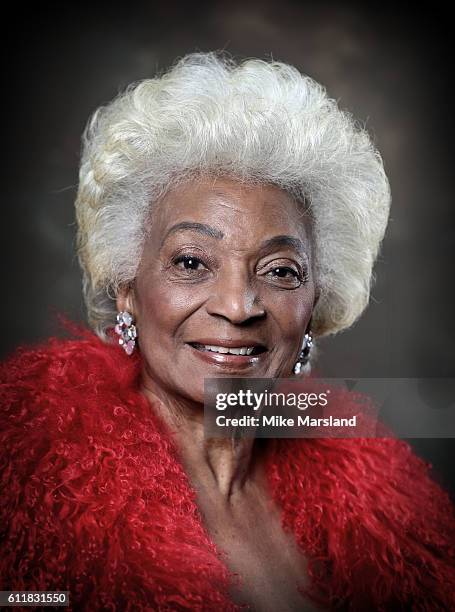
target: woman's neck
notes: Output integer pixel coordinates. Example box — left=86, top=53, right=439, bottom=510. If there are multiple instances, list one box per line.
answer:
left=140, top=377, right=261, bottom=504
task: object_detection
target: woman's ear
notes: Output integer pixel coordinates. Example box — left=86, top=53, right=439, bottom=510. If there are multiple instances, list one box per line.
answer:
left=116, top=284, right=135, bottom=315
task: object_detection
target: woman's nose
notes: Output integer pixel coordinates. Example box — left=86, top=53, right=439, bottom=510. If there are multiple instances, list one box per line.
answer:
left=205, top=268, right=265, bottom=324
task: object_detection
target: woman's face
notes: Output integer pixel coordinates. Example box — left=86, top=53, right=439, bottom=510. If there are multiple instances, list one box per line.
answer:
left=119, top=177, right=316, bottom=404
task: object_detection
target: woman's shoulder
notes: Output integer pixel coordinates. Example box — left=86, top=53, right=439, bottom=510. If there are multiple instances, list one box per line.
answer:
left=269, top=435, right=455, bottom=609
left=1, top=331, right=137, bottom=391
left=271, top=434, right=455, bottom=549
left=0, top=332, right=147, bottom=477
left=1, top=332, right=141, bottom=416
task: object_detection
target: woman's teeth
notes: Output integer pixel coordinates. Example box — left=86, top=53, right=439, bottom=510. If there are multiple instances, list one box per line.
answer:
left=203, top=345, right=254, bottom=355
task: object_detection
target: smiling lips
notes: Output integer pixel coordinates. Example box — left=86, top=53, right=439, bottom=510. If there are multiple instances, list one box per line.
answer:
left=187, top=339, right=267, bottom=364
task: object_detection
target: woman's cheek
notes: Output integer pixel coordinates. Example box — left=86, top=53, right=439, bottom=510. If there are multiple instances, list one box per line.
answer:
left=139, top=281, right=208, bottom=330
left=265, top=288, right=314, bottom=335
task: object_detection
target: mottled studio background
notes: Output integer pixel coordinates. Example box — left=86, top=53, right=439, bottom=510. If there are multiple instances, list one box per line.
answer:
left=3, top=2, right=454, bottom=491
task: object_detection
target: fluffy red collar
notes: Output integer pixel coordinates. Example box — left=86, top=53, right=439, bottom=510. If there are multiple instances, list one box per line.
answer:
left=1, top=333, right=454, bottom=610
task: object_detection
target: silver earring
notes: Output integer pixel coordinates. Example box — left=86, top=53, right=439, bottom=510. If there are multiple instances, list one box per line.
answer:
left=115, top=311, right=137, bottom=355
left=293, top=332, right=313, bottom=375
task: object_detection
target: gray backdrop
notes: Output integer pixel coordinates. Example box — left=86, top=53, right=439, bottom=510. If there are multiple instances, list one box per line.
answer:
left=3, top=2, right=454, bottom=491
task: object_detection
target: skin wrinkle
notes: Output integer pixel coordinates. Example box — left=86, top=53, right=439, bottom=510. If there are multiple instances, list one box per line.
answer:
left=160, top=221, right=225, bottom=247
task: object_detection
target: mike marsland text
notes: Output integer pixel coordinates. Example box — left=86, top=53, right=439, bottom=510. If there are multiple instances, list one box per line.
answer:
left=215, top=414, right=358, bottom=427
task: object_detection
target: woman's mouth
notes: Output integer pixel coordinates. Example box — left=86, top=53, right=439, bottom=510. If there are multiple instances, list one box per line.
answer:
left=186, top=340, right=267, bottom=367
left=188, top=342, right=266, bottom=356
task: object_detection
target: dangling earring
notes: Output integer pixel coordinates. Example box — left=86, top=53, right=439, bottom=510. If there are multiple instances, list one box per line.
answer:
left=115, top=311, right=137, bottom=355
left=293, top=332, right=313, bottom=375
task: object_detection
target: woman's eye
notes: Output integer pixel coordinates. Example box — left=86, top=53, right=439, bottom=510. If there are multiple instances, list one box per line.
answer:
left=173, top=255, right=207, bottom=272
left=272, top=267, right=295, bottom=278
left=265, top=266, right=303, bottom=287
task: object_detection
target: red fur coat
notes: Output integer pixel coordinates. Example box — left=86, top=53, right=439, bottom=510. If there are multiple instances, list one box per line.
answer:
left=1, top=332, right=454, bottom=611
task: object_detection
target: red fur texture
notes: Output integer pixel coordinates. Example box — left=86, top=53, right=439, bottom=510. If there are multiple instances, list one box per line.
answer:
left=1, top=333, right=454, bottom=610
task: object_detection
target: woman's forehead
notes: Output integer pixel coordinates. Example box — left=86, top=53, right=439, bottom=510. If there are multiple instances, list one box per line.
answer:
left=151, top=176, right=311, bottom=243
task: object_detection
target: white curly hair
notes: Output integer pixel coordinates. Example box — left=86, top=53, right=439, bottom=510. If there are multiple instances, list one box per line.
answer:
left=75, top=51, right=391, bottom=340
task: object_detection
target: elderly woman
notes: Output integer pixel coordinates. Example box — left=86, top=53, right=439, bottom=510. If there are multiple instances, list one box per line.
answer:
left=1, top=53, right=454, bottom=611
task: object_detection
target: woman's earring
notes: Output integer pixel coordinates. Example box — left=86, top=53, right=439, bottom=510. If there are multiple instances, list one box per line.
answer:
left=293, top=332, right=313, bottom=375
left=115, top=311, right=137, bottom=355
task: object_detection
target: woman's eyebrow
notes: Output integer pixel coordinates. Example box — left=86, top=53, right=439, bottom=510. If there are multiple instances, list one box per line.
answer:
left=260, top=235, right=306, bottom=255
left=161, top=222, right=224, bottom=247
